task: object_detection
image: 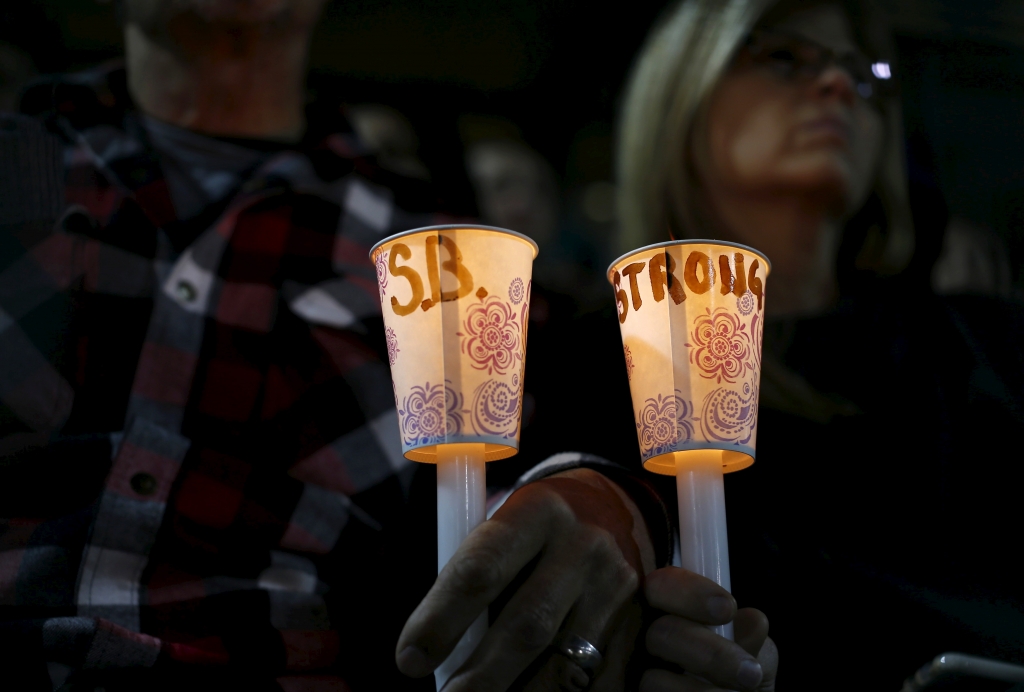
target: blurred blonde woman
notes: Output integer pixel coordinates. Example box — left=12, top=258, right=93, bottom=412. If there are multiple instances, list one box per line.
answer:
left=608, top=0, right=1024, bottom=689
left=618, top=0, right=912, bottom=320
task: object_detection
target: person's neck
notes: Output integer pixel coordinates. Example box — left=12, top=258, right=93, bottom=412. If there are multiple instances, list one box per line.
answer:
left=707, top=189, right=842, bottom=320
left=125, top=20, right=309, bottom=142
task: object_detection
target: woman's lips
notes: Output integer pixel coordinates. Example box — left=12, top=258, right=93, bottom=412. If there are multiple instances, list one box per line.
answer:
left=800, top=116, right=851, bottom=146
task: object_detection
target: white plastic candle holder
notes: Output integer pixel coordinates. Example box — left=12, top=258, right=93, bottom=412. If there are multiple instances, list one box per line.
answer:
left=607, top=240, right=770, bottom=640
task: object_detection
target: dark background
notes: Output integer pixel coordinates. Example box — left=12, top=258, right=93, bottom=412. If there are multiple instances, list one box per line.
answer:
left=4, top=0, right=1024, bottom=286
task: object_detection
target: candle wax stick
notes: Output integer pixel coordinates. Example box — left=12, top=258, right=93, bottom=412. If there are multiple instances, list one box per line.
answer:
left=435, top=443, right=488, bottom=690
left=675, top=451, right=734, bottom=641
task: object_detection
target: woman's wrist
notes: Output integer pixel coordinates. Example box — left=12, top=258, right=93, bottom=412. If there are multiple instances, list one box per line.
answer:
left=548, top=467, right=660, bottom=576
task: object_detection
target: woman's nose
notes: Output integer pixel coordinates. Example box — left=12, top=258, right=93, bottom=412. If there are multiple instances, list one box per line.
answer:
left=813, top=64, right=857, bottom=107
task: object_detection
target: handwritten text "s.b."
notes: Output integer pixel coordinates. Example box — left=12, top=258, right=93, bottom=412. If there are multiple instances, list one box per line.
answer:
left=385, top=236, right=474, bottom=316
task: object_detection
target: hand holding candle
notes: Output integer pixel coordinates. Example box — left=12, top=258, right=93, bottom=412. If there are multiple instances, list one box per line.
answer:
left=395, top=467, right=655, bottom=691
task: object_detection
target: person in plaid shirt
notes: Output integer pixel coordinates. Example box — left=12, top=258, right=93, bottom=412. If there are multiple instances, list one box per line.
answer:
left=0, top=1, right=777, bottom=691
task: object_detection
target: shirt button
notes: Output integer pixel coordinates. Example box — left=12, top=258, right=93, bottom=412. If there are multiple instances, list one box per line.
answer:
left=130, top=472, right=158, bottom=496
left=175, top=280, right=197, bottom=303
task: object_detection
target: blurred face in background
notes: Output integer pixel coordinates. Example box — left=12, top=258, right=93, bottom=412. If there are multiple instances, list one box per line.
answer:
left=694, top=2, right=885, bottom=287
left=121, top=0, right=327, bottom=138
left=348, top=105, right=431, bottom=181
left=466, top=140, right=560, bottom=250
left=123, top=0, right=326, bottom=35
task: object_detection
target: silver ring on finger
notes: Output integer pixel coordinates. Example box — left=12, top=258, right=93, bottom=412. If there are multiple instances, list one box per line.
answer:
left=551, top=633, right=603, bottom=675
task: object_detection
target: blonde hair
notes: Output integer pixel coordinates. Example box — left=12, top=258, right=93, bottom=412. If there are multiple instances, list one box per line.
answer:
left=616, top=0, right=914, bottom=273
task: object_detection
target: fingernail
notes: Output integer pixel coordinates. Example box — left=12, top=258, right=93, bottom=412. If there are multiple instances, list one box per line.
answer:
left=396, top=645, right=431, bottom=677
left=736, top=659, right=763, bottom=690
left=708, top=595, right=734, bottom=622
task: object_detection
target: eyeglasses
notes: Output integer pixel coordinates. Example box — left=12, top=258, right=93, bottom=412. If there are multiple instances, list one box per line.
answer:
left=739, top=27, right=895, bottom=106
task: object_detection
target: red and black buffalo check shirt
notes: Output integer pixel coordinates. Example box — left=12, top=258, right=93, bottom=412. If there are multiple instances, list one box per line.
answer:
left=0, top=65, right=477, bottom=692
left=0, top=67, right=671, bottom=692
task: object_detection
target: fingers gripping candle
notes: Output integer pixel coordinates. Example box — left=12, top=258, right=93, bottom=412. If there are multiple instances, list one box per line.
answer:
left=608, top=240, right=769, bottom=640
left=371, top=225, right=537, bottom=689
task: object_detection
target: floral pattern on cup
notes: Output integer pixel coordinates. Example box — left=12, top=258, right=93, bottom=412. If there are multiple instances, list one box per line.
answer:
left=374, top=250, right=388, bottom=302
left=385, top=327, right=399, bottom=366
left=624, top=345, right=635, bottom=382
left=472, top=376, right=521, bottom=438
left=686, top=307, right=753, bottom=384
left=700, top=382, right=757, bottom=445
left=398, top=381, right=465, bottom=447
left=458, top=295, right=522, bottom=376
left=509, top=277, right=525, bottom=305
left=736, top=290, right=755, bottom=316
left=637, top=392, right=696, bottom=459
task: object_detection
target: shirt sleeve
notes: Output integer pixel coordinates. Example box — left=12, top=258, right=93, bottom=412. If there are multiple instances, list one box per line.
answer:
left=487, top=451, right=674, bottom=569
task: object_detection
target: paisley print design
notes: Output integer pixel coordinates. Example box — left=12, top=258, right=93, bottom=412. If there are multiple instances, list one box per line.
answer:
left=471, top=377, right=521, bottom=437
left=699, top=382, right=757, bottom=445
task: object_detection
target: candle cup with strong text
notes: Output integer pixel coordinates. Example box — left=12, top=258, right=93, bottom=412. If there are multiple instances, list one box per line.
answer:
left=371, top=224, right=537, bottom=688
left=608, top=240, right=770, bottom=639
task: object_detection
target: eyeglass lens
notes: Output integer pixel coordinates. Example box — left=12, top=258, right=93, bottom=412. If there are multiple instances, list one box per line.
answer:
left=746, top=30, right=886, bottom=101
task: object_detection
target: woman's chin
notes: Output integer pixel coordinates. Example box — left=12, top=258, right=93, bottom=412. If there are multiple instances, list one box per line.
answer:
left=192, top=0, right=293, bottom=23
left=771, top=157, right=852, bottom=203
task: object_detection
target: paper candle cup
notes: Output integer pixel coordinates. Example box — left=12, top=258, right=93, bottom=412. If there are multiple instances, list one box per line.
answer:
left=371, top=225, right=538, bottom=463
left=372, top=225, right=537, bottom=689
left=609, top=239, right=769, bottom=640
left=607, top=240, right=770, bottom=475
